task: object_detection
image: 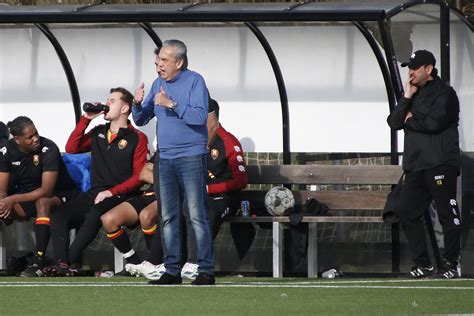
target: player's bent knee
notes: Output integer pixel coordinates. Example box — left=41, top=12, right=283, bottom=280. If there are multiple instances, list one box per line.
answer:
left=139, top=209, right=157, bottom=228
left=100, top=213, right=118, bottom=231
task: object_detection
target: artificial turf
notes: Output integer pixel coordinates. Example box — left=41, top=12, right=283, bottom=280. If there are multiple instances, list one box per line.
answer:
left=0, top=277, right=473, bottom=315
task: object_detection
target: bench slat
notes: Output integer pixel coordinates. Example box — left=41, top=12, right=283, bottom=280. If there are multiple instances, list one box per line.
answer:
left=242, top=190, right=389, bottom=211
left=246, top=165, right=402, bottom=185
left=226, top=216, right=384, bottom=223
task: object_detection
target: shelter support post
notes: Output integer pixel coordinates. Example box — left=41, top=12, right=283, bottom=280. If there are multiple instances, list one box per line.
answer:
left=440, top=2, right=451, bottom=83
left=245, top=22, right=291, bottom=165
left=35, top=23, right=81, bottom=124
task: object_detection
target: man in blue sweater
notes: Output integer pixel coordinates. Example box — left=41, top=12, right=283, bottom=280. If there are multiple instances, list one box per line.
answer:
left=132, top=39, right=215, bottom=285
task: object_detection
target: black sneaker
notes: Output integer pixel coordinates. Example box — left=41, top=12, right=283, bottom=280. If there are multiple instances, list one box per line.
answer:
left=435, top=259, right=459, bottom=279
left=114, top=269, right=133, bottom=277
left=20, top=256, right=45, bottom=277
left=148, top=272, right=182, bottom=285
left=191, top=272, right=215, bottom=285
left=42, top=261, right=78, bottom=277
left=409, top=265, right=434, bottom=278
left=20, top=264, right=43, bottom=277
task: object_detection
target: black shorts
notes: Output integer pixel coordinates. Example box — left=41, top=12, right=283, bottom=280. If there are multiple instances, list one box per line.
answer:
left=126, top=192, right=157, bottom=215
left=18, top=188, right=79, bottom=219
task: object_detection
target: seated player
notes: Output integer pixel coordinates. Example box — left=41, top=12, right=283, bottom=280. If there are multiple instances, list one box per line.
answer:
left=0, top=116, right=78, bottom=277
left=42, top=87, right=148, bottom=276
left=101, top=153, right=164, bottom=276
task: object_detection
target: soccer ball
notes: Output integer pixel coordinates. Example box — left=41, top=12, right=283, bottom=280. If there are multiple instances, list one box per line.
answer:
left=264, top=186, right=295, bottom=216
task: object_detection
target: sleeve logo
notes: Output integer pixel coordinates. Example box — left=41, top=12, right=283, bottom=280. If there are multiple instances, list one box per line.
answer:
left=211, top=149, right=219, bottom=160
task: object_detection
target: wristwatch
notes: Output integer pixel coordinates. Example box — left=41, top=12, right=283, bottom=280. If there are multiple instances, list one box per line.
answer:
left=170, top=100, right=178, bottom=111
left=132, top=99, right=141, bottom=107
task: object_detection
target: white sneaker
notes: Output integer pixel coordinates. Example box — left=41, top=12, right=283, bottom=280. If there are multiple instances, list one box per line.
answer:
left=125, top=261, right=165, bottom=280
left=181, top=262, right=199, bottom=281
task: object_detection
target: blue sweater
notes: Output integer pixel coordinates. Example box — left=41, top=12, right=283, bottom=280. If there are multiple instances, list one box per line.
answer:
left=132, top=69, right=209, bottom=159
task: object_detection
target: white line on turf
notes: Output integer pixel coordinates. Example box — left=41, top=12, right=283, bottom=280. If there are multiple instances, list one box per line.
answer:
left=2, top=278, right=474, bottom=284
left=224, top=278, right=474, bottom=285
left=0, top=281, right=473, bottom=290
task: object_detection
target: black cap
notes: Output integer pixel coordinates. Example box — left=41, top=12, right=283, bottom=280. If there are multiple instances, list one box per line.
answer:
left=401, top=50, right=436, bottom=69
left=209, top=98, right=220, bottom=120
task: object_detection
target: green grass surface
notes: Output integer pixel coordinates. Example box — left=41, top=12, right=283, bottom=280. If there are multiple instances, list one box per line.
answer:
left=0, top=277, right=473, bottom=315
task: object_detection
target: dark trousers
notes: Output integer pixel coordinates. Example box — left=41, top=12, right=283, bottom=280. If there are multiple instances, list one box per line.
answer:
left=185, top=193, right=256, bottom=262
left=50, top=191, right=129, bottom=264
left=398, top=165, right=462, bottom=267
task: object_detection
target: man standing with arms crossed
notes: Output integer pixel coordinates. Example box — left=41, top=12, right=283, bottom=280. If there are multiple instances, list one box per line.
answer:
left=387, top=50, right=462, bottom=279
left=132, top=39, right=215, bottom=285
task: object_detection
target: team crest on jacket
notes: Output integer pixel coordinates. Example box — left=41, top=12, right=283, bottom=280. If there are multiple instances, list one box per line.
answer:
left=118, top=139, right=128, bottom=149
left=211, top=149, right=219, bottom=160
left=33, top=155, right=40, bottom=166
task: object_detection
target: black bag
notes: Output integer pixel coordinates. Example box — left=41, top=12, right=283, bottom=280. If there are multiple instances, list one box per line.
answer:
left=305, top=198, right=329, bottom=216
left=289, top=197, right=329, bottom=225
left=383, top=174, right=404, bottom=224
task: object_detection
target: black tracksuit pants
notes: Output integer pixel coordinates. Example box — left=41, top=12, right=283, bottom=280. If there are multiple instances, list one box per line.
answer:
left=50, top=191, right=130, bottom=264
left=398, top=165, right=462, bottom=267
left=185, top=193, right=256, bottom=262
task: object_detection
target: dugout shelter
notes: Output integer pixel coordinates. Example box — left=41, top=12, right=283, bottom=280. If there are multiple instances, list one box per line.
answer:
left=0, top=0, right=473, bottom=275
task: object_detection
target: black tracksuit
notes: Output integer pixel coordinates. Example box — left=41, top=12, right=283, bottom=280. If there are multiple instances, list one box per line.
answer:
left=387, top=76, right=462, bottom=267
left=51, top=116, right=149, bottom=264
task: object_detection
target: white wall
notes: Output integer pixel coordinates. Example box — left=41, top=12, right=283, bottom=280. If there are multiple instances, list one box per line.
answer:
left=0, top=17, right=472, bottom=153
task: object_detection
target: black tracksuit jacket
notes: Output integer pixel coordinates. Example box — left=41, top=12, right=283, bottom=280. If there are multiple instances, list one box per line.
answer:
left=387, top=76, right=461, bottom=173
left=65, top=116, right=148, bottom=195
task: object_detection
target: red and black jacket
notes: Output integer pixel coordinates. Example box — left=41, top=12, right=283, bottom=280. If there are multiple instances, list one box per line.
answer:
left=207, top=124, right=247, bottom=195
left=65, top=116, right=149, bottom=195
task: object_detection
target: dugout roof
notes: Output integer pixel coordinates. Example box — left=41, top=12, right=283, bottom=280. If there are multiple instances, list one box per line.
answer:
left=0, top=1, right=471, bottom=24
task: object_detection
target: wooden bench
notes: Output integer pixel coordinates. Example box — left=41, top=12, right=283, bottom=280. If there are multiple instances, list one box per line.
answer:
left=225, top=164, right=403, bottom=278
left=0, top=163, right=403, bottom=275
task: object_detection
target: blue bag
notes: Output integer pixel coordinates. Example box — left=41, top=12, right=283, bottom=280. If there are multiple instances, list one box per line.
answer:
left=62, top=153, right=91, bottom=192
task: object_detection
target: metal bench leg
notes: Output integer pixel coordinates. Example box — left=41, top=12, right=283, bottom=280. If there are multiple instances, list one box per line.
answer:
left=272, top=222, right=283, bottom=278
left=114, top=248, right=124, bottom=274
left=307, top=223, right=318, bottom=278
left=0, top=223, right=5, bottom=270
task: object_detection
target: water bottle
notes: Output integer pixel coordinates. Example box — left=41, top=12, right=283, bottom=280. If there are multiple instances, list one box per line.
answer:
left=83, top=102, right=110, bottom=113
left=241, top=200, right=250, bottom=217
